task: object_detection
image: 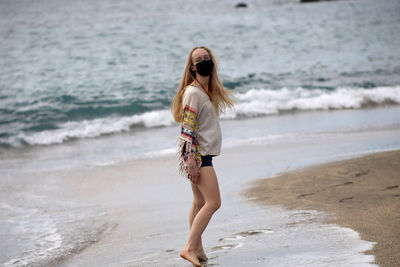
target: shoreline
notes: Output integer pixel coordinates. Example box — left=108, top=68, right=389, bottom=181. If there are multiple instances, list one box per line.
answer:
left=3, top=110, right=400, bottom=266
left=245, top=150, right=400, bottom=267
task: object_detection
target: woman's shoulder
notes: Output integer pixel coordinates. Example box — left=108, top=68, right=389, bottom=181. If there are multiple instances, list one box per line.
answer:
left=183, top=85, right=202, bottom=98
left=184, top=85, right=199, bottom=93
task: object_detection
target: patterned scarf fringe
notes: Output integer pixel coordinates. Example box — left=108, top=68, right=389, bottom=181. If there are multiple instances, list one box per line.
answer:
left=176, top=137, right=202, bottom=178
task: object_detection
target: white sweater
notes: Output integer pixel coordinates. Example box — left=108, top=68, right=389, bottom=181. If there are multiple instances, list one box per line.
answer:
left=181, top=85, right=222, bottom=156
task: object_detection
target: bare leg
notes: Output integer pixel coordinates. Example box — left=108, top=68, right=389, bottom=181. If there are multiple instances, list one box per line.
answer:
left=189, top=183, right=207, bottom=261
left=180, top=167, right=221, bottom=266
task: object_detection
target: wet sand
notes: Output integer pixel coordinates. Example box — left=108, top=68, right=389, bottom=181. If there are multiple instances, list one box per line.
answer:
left=50, top=110, right=400, bottom=266
left=245, top=150, right=400, bottom=267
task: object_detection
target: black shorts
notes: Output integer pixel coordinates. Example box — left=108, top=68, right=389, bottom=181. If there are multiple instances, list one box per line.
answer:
left=201, top=155, right=214, bottom=167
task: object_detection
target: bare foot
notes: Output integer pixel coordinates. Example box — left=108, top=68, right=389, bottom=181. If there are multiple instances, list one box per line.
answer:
left=180, top=249, right=202, bottom=267
left=196, top=250, right=208, bottom=262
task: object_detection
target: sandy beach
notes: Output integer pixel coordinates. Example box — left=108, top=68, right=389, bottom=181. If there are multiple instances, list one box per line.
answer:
left=246, top=150, right=400, bottom=267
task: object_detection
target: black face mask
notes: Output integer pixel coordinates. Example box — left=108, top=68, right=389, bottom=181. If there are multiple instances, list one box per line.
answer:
left=195, top=59, right=214, bottom=77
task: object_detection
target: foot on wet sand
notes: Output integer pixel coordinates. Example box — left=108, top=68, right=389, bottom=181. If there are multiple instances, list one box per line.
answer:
left=196, top=250, right=208, bottom=262
left=180, top=249, right=202, bottom=267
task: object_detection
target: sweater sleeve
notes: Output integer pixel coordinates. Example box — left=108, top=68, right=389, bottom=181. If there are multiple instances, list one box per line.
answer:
left=177, top=90, right=202, bottom=177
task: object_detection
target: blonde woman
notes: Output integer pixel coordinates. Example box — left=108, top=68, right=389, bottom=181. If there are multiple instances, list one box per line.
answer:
left=171, top=46, right=235, bottom=266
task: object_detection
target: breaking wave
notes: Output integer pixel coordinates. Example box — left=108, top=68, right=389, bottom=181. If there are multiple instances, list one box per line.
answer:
left=1, top=86, right=399, bottom=147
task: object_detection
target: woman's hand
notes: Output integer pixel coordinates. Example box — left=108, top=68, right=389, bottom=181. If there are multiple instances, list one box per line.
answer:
left=187, top=155, right=200, bottom=184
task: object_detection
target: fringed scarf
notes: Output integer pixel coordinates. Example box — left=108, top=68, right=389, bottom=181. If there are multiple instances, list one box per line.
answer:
left=177, top=104, right=202, bottom=178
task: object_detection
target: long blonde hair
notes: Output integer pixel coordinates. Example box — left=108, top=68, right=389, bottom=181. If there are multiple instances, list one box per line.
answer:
left=171, top=46, right=236, bottom=123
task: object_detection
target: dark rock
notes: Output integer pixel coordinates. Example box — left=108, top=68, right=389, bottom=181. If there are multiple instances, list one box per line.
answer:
left=300, top=0, right=336, bottom=3
left=235, top=2, right=248, bottom=8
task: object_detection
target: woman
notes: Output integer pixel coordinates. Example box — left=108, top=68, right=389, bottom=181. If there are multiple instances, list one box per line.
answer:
left=171, top=46, right=235, bottom=266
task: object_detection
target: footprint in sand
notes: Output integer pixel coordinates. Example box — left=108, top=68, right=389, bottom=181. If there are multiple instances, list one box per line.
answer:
left=214, top=229, right=274, bottom=252
left=212, top=243, right=242, bottom=251
left=219, top=229, right=274, bottom=241
left=354, top=170, right=369, bottom=177
left=298, top=192, right=315, bottom=198
left=385, top=185, right=398, bottom=190
left=339, top=196, right=354, bottom=203
left=236, top=229, right=274, bottom=236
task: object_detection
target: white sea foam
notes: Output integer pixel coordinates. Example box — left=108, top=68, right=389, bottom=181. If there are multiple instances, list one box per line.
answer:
left=222, top=85, right=400, bottom=118
left=0, top=195, right=109, bottom=267
left=4, top=86, right=399, bottom=147
left=12, top=109, right=175, bottom=146
left=1, top=201, right=62, bottom=267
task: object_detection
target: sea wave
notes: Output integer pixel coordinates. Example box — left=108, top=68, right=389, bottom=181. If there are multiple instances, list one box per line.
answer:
left=1, top=110, right=175, bottom=147
left=222, top=85, right=400, bottom=118
left=1, top=86, right=399, bottom=147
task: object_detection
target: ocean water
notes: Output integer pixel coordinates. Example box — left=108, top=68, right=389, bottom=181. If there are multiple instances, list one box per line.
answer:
left=1, top=0, right=400, bottom=265
left=1, top=0, right=400, bottom=149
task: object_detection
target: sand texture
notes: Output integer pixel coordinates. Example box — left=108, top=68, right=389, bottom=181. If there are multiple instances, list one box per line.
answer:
left=245, top=150, right=400, bottom=267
